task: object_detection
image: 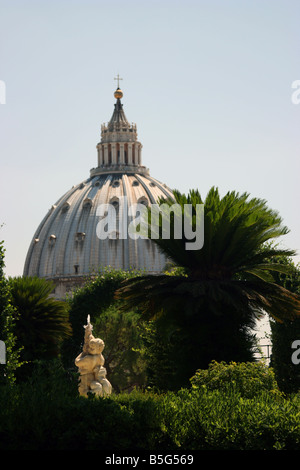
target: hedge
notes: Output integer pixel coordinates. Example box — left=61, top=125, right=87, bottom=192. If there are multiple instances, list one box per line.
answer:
left=1, top=360, right=300, bottom=451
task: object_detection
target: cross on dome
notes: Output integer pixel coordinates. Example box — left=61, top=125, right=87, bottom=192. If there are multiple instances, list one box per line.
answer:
left=114, top=74, right=123, bottom=88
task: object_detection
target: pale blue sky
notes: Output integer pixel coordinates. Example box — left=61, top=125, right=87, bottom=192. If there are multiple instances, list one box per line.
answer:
left=1, top=0, right=300, bottom=286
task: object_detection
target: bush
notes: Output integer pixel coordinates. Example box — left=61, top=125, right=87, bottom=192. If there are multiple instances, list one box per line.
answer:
left=139, top=321, right=182, bottom=391
left=267, top=256, right=300, bottom=393
left=1, top=359, right=300, bottom=451
left=161, top=386, right=300, bottom=450
left=270, top=318, right=300, bottom=394
left=92, top=305, right=148, bottom=392
left=190, top=360, right=280, bottom=398
left=0, top=361, right=172, bottom=451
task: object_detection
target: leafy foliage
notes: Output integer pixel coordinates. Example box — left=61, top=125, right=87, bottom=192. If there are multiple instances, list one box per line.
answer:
left=1, top=360, right=300, bottom=450
left=92, top=304, right=147, bottom=392
left=138, top=321, right=182, bottom=391
left=161, top=386, right=300, bottom=450
left=190, top=360, right=280, bottom=398
left=9, top=276, right=72, bottom=365
left=0, top=240, right=24, bottom=385
left=116, top=188, right=300, bottom=385
left=118, top=187, right=300, bottom=321
left=271, top=319, right=300, bottom=393
left=0, top=359, right=170, bottom=451
left=266, top=255, right=300, bottom=393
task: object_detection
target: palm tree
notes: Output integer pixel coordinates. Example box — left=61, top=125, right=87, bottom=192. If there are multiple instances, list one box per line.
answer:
left=9, top=276, right=72, bottom=363
left=116, top=187, right=300, bottom=385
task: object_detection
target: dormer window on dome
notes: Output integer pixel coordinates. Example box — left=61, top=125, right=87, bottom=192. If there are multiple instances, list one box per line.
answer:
left=61, top=202, right=70, bottom=213
left=138, top=197, right=149, bottom=207
left=110, top=196, right=119, bottom=207
left=83, top=198, right=93, bottom=209
left=49, top=234, right=56, bottom=246
left=75, top=232, right=85, bottom=242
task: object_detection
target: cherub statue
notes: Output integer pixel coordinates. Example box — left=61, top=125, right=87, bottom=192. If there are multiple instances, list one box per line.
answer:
left=75, top=315, right=112, bottom=397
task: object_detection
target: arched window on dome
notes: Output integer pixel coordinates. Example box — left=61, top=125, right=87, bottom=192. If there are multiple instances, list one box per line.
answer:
left=137, top=196, right=149, bottom=207
left=75, top=232, right=85, bottom=243
left=83, top=198, right=93, bottom=210
left=61, top=202, right=70, bottom=213
left=109, top=197, right=120, bottom=214
left=49, top=234, right=56, bottom=246
left=111, top=180, right=120, bottom=188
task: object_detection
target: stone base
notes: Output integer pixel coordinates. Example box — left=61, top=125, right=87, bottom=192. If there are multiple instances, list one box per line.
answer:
left=46, top=275, right=94, bottom=299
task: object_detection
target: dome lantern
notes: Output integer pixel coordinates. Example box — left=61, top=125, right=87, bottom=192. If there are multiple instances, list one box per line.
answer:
left=94, top=79, right=147, bottom=176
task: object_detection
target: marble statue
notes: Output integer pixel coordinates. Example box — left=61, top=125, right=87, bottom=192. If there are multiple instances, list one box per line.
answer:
left=75, top=315, right=112, bottom=397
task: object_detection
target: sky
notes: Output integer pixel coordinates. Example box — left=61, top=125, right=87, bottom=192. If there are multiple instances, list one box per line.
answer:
left=0, top=1, right=300, bottom=343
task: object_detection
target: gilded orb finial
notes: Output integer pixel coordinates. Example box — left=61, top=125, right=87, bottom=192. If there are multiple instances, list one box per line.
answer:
left=114, top=88, right=123, bottom=99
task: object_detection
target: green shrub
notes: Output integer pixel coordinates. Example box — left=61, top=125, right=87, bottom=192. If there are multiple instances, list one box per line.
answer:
left=0, top=360, right=172, bottom=451
left=92, top=305, right=147, bottom=392
left=190, top=360, right=280, bottom=398
left=1, top=359, right=300, bottom=451
left=161, top=386, right=300, bottom=450
left=266, top=255, right=300, bottom=393
left=270, top=318, right=300, bottom=394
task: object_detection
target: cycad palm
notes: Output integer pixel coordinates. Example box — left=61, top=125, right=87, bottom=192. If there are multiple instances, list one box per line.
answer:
left=116, top=187, right=300, bottom=379
left=9, top=276, right=72, bottom=362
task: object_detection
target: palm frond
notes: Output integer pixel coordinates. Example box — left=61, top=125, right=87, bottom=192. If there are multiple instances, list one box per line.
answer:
left=116, top=186, right=300, bottom=338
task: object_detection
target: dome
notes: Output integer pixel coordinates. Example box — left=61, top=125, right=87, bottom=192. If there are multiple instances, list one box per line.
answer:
left=23, top=85, right=174, bottom=298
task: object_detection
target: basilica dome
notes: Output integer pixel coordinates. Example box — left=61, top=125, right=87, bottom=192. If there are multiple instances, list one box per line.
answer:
left=23, top=86, right=174, bottom=298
